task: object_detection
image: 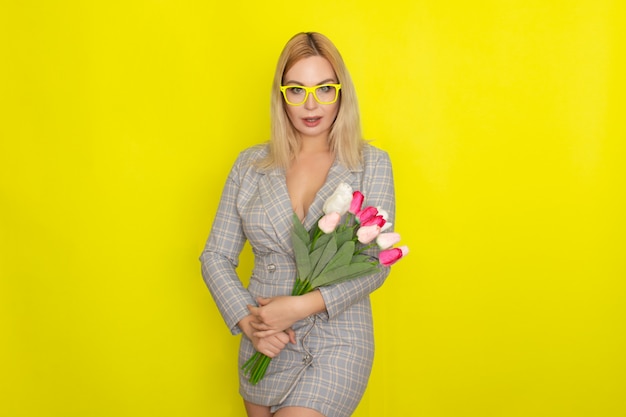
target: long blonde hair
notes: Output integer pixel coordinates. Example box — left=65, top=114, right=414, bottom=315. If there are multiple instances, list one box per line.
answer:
left=258, top=32, right=364, bottom=171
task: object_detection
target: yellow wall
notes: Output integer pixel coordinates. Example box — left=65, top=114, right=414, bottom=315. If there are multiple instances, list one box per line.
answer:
left=1, top=1, right=624, bottom=416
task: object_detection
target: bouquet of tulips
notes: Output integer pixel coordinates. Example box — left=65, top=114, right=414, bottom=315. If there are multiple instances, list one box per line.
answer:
left=242, top=183, right=408, bottom=384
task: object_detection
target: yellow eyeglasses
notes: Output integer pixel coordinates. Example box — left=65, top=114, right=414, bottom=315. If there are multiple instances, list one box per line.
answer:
left=280, top=84, right=342, bottom=106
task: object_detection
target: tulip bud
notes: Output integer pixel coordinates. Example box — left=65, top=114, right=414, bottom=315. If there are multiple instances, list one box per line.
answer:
left=376, top=232, right=401, bottom=250
left=323, top=183, right=353, bottom=215
left=379, top=245, right=409, bottom=266
left=376, top=207, right=389, bottom=221
left=356, top=206, right=378, bottom=224
left=349, top=191, right=364, bottom=215
left=318, top=212, right=341, bottom=234
left=356, top=224, right=381, bottom=244
left=381, top=222, right=393, bottom=232
left=362, top=215, right=386, bottom=228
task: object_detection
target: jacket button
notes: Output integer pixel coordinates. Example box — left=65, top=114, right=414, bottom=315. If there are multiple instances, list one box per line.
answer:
left=267, top=264, right=276, bottom=273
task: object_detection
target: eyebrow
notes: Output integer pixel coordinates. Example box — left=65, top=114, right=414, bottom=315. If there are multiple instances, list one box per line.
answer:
left=283, top=78, right=338, bottom=86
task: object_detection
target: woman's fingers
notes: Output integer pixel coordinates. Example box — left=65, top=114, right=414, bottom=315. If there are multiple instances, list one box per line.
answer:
left=285, top=328, right=297, bottom=344
left=256, top=297, right=271, bottom=306
left=249, top=320, right=269, bottom=330
left=254, top=330, right=295, bottom=358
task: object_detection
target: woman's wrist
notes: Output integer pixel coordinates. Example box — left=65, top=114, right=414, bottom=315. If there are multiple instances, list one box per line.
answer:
left=237, top=315, right=255, bottom=339
left=298, top=290, right=327, bottom=318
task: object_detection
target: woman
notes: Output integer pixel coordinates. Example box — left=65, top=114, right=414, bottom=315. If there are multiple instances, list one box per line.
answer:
left=200, top=32, right=395, bottom=417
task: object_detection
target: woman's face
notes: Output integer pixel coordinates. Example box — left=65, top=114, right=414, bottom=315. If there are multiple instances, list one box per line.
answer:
left=282, top=56, right=340, bottom=142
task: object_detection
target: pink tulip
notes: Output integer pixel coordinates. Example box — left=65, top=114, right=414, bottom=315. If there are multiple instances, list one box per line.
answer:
left=349, top=191, right=364, bottom=215
left=381, top=222, right=393, bottom=232
left=318, top=212, right=341, bottom=234
left=356, top=206, right=378, bottom=224
left=356, top=224, right=381, bottom=244
left=376, top=232, right=401, bottom=249
left=376, top=207, right=389, bottom=221
left=375, top=207, right=393, bottom=231
left=379, top=246, right=409, bottom=266
left=362, top=215, right=386, bottom=228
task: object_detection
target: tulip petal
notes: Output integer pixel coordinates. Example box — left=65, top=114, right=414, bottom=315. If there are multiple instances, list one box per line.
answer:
left=376, top=232, right=401, bottom=249
left=318, top=212, right=341, bottom=234
left=323, top=183, right=353, bottom=215
left=376, top=207, right=389, bottom=221
left=379, top=248, right=403, bottom=266
left=356, top=206, right=378, bottom=224
left=349, top=191, right=364, bottom=215
left=381, top=222, right=393, bottom=232
left=379, top=246, right=408, bottom=266
left=362, top=215, right=386, bottom=228
left=356, top=224, right=381, bottom=244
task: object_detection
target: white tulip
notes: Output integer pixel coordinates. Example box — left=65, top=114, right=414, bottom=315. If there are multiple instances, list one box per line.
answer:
left=322, top=183, right=353, bottom=215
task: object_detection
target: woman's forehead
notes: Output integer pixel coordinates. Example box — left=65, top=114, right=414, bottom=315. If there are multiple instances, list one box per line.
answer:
left=283, top=56, right=337, bottom=84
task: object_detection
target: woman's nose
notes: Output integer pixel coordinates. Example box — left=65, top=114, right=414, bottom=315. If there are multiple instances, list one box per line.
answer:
left=303, top=92, right=318, bottom=109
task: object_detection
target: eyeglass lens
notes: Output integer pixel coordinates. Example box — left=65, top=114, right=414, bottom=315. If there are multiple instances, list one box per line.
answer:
left=285, top=85, right=338, bottom=105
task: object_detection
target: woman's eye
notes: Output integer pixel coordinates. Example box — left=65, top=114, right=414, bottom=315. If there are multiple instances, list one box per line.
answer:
left=290, top=87, right=304, bottom=95
left=318, top=85, right=330, bottom=93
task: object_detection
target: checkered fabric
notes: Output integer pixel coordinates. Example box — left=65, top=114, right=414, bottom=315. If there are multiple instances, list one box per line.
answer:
left=200, top=143, right=396, bottom=417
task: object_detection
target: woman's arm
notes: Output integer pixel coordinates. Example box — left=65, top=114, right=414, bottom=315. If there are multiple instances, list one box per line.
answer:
left=246, top=290, right=326, bottom=338
left=200, top=153, right=256, bottom=335
left=316, top=148, right=396, bottom=321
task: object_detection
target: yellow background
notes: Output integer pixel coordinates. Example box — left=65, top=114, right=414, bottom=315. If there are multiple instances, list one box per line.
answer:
left=1, top=1, right=624, bottom=416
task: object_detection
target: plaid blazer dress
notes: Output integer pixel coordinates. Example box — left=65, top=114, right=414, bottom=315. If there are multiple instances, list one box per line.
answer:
left=200, top=143, right=395, bottom=417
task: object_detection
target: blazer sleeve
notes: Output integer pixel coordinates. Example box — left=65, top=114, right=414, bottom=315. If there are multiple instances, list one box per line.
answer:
left=317, top=148, right=396, bottom=321
left=199, top=153, right=255, bottom=335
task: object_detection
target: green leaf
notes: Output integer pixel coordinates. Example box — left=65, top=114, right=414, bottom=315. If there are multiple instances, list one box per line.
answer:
left=311, top=235, right=338, bottom=277
left=309, top=233, right=334, bottom=269
left=309, top=221, right=321, bottom=241
left=312, top=232, right=333, bottom=252
left=292, top=231, right=312, bottom=280
left=311, top=262, right=380, bottom=288
left=308, top=245, right=325, bottom=272
left=335, top=227, right=355, bottom=248
left=319, top=240, right=355, bottom=275
left=292, top=213, right=310, bottom=245
left=351, top=254, right=374, bottom=264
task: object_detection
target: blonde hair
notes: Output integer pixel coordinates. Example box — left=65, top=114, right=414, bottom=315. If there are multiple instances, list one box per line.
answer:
left=258, top=32, right=364, bottom=171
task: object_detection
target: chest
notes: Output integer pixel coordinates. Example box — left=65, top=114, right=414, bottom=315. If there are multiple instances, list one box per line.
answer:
left=286, top=154, right=334, bottom=221
left=235, top=154, right=360, bottom=254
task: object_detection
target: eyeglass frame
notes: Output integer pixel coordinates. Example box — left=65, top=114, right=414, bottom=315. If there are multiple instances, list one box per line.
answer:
left=279, top=83, right=342, bottom=106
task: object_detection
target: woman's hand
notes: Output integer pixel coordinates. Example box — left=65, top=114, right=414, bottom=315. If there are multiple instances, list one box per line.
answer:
left=238, top=314, right=295, bottom=358
left=247, top=296, right=302, bottom=337
left=253, top=331, right=292, bottom=358
left=247, top=291, right=326, bottom=338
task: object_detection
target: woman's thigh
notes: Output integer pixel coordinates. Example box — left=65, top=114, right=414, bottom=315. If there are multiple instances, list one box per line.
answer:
left=274, top=406, right=325, bottom=417
left=244, top=400, right=273, bottom=417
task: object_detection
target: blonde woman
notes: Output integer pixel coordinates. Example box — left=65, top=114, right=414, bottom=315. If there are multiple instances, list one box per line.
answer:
left=200, top=32, right=396, bottom=417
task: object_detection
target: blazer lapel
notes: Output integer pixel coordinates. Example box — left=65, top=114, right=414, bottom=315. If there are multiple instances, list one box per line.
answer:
left=257, top=168, right=295, bottom=255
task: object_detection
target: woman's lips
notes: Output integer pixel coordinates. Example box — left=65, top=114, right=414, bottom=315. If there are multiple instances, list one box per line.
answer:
left=302, top=117, right=321, bottom=128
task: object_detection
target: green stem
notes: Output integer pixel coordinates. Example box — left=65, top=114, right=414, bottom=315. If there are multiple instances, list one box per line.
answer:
left=310, top=228, right=323, bottom=251
left=242, top=352, right=257, bottom=374
left=252, top=355, right=271, bottom=384
left=292, top=276, right=313, bottom=296
left=242, top=351, right=273, bottom=385
left=354, top=242, right=376, bottom=255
